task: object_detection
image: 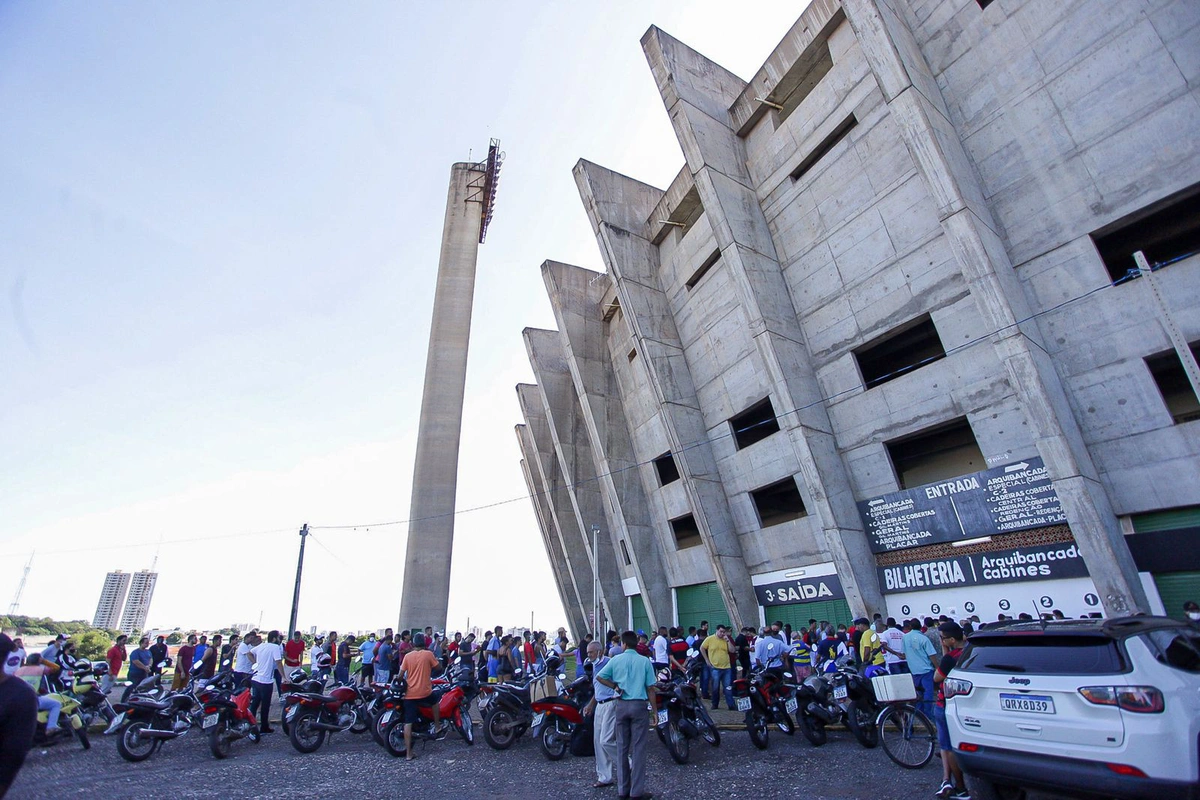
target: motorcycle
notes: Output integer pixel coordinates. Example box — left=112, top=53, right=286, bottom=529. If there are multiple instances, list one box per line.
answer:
left=795, top=654, right=878, bottom=748
left=278, top=665, right=327, bottom=736
left=108, top=663, right=205, bottom=762
left=56, top=660, right=117, bottom=732
left=530, top=666, right=594, bottom=760
left=283, top=681, right=370, bottom=753
left=376, top=667, right=475, bottom=757
left=481, top=665, right=545, bottom=750
left=197, top=671, right=260, bottom=758
left=32, top=689, right=91, bottom=750
left=653, top=651, right=720, bottom=763
left=731, top=664, right=796, bottom=751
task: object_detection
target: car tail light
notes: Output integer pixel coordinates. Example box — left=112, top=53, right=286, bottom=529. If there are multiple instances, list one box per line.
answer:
left=943, top=677, right=973, bottom=699
left=958, top=742, right=980, bottom=752
left=1079, top=686, right=1164, bottom=713
left=1106, top=763, right=1148, bottom=778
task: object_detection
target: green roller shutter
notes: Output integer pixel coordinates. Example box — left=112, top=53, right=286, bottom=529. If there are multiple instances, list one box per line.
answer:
left=675, top=582, right=731, bottom=633
left=1154, top=572, right=1200, bottom=621
left=630, top=595, right=650, bottom=635
left=1132, top=507, right=1200, bottom=532
left=768, top=599, right=854, bottom=633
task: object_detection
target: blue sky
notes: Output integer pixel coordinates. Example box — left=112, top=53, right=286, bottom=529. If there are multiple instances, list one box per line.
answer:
left=0, top=1, right=804, bottom=634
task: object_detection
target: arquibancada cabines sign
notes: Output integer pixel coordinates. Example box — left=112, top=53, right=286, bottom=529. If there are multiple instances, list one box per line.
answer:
left=877, top=542, right=1089, bottom=594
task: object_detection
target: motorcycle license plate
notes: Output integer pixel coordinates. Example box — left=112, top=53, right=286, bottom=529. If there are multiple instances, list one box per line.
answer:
left=286, top=706, right=298, bottom=721
left=736, top=697, right=751, bottom=712
left=833, top=685, right=848, bottom=701
left=531, top=712, right=544, bottom=728
left=202, top=714, right=218, bottom=729
left=785, top=698, right=798, bottom=714
left=380, top=710, right=393, bottom=724
left=656, top=709, right=668, bottom=726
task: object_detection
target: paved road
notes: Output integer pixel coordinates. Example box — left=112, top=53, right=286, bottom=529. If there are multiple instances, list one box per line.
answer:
left=10, top=704, right=940, bottom=799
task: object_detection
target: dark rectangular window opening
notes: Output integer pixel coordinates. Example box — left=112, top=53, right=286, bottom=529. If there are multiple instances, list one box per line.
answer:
left=619, top=539, right=632, bottom=566
left=855, top=315, right=947, bottom=389
left=628, top=348, right=637, bottom=362
left=774, top=43, right=835, bottom=126
left=1092, top=184, right=1200, bottom=283
left=670, top=514, right=703, bottom=550
left=654, top=452, right=681, bottom=486
left=731, top=397, right=781, bottom=450
left=1147, top=343, right=1200, bottom=424
left=886, top=417, right=985, bottom=490
left=686, top=249, right=721, bottom=290
left=751, top=478, right=808, bottom=527
left=976, top=0, right=996, bottom=9
left=790, top=114, right=858, bottom=183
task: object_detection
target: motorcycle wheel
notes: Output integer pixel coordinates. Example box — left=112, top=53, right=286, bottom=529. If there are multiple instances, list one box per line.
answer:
left=483, top=708, right=517, bottom=750
left=454, top=710, right=474, bottom=745
left=74, top=721, right=91, bottom=750
left=209, top=720, right=232, bottom=759
left=696, top=707, right=721, bottom=746
left=288, top=710, right=327, bottom=754
left=116, top=721, right=158, bottom=762
left=797, top=709, right=827, bottom=746
left=349, top=707, right=369, bottom=735
left=664, top=715, right=690, bottom=765
left=382, top=717, right=409, bottom=758
left=539, top=718, right=568, bottom=761
left=746, top=709, right=770, bottom=750
left=846, top=700, right=879, bottom=749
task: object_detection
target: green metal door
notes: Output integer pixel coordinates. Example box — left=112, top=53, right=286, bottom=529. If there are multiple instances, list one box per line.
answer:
left=675, top=582, right=731, bottom=633
left=768, top=599, right=854, bottom=633
left=630, top=595, right=650, bottom=635
left=1132, top=507, right=1200, bottom=531
left=1154, top=572, right=1200, bottom=621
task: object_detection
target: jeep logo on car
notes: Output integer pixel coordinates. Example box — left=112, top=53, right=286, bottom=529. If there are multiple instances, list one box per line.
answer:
left=1008, top=677, right=1031, bottom=685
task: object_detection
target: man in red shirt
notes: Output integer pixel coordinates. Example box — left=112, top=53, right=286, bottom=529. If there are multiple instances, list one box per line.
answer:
left=103, top=635, right=127, bottom=694
left=398, top=633, right=441, bottom=760
left=172, top=634, right=196, bottom=691
left=283, top=631, right=305, bottom=673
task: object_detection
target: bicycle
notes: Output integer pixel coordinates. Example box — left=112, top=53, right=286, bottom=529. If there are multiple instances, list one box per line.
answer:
left=869, top=673, right=935, bottom=769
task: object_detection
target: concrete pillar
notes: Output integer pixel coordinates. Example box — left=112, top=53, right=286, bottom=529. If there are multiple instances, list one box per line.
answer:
left=541, top=260, right=675, bottom=629
left=841, top=0, right=1148, bottom=615
left=524, top=328, right=627, bottom=632
left=515, top=425, right=590, bottom=639
left=399, top=162, right=483, bottom=631
left=573, top=161, right=763, bottom=629
left=638, top=27, right=888, bottom=617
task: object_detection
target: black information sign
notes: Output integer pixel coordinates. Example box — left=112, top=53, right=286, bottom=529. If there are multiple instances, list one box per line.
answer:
left=877, top=542, right=1089, bottom=595
left=858, top=457, right=1067, bottom=553
left=754, top=572, right=846, bottom=607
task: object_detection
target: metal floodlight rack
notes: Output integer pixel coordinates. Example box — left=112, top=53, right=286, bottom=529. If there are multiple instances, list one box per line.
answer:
left=466, top=138, right=504, bottom=244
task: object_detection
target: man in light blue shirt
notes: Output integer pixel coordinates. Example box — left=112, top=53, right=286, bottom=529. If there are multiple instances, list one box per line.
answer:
left=582, top=642, right=615, bottom=788
left=486, top=626, right=502, bottom=683
left=596, top=631, right=657, bottom=800
left=358, top=634, right=376, bottom=687
left=752, top=632, right=786, bottom=672
left=901, top=618, right=937, bottom=717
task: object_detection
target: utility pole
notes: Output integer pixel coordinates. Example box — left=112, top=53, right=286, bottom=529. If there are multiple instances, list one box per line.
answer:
left=591, top=524, right=601, bottom=637
left=288, top=524, right=309, bottom=636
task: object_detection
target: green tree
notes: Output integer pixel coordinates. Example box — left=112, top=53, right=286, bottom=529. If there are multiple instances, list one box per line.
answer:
left=165, top=631, right=184, bottom=645
left=74, top=629, right=112, bottom=661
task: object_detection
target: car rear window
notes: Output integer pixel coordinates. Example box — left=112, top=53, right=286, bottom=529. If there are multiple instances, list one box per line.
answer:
left=957, top=635, right=1126, bottom=674
left=1138, top=628, right=1200, bottom=673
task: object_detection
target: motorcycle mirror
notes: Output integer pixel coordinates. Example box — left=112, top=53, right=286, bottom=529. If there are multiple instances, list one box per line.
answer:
left=514, top=669, right=523, bottom=676
left=558, top=673, right=567, bottom=681
left=686, top=649, right=697, bottom=658
left=784, top=672, right=793, bottom=679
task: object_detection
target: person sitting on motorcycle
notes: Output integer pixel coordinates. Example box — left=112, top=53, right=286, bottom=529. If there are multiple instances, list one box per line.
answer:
left=752, top=630, right=787, bottom=680
left=815, top=627, right=846, bottom=672
left=856, top=619, right=887, bottom=678
left=14, top=655, right=63, bottom=738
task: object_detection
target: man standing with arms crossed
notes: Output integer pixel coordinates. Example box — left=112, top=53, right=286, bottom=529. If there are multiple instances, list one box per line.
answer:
left=596, top=631, right=657, bottom=800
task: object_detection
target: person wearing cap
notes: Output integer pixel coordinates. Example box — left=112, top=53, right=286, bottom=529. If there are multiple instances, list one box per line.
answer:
left=398, top=633, right=441, bottom=760
left=0, top=633, right=38, bottom=798
left=309, top=635, right=327, bottom=680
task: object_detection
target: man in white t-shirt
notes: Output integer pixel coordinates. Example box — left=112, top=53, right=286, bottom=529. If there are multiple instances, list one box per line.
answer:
left=249, top=630, right=285, bottom=733
left=309, top=635, right=326, bottom=679
left=880, top=618, right=908, bottom=675
left=651, top=627, right=669, bottom=672
left=234, top=632, right=257, bottom=688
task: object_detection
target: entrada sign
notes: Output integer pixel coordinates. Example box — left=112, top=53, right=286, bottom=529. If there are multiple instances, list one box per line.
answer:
left=858, top=457, right=1067, bottom=553
left=754, top=572, right=846, bottom=607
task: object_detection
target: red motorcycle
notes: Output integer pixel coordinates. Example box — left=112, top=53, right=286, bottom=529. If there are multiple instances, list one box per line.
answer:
left=377, top=677, right=472, bottom=758
left=283, top=683, right=369, bottom=753
left=198, top=673, right=260, bottom=758
left=731, top=665, right=798, bottom=750
left=530, top=673, right=594, bottom=760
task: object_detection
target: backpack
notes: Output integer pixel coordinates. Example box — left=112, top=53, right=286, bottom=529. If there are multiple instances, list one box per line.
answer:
left=569, top=714, right=595, bottom=757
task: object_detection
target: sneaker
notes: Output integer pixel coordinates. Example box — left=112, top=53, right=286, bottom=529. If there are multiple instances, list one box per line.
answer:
left=935, top=781, right=953, bottom=798
left=947, top=790, right=970, bottom=800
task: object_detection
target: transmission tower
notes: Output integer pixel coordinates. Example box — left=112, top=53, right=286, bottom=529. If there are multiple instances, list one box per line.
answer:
left=8, top=552, right=34, bottom=615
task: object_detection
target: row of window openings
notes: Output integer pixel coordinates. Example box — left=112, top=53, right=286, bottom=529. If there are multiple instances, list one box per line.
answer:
left=667, top=477, right=809, bottom=550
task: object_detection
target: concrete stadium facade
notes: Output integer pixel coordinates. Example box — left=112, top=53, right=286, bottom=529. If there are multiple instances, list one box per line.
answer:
left=516, top=0, right=1200, bottom=638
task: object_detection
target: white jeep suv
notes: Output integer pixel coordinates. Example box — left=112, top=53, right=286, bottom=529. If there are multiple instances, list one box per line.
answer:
left=944, top=616, right=1200, bottom=799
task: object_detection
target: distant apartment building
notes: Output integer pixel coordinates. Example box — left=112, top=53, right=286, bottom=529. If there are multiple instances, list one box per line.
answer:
left=92, top=571, right=131, bottom=629
left=118, top=570, right=158, bottom=632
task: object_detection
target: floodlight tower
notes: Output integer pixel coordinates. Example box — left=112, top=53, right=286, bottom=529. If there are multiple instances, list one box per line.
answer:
left=399, top=140, right=503, bottom=632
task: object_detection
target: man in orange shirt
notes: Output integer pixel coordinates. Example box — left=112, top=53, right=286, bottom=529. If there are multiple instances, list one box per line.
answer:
left=398, top=632, right=441, bottom=761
